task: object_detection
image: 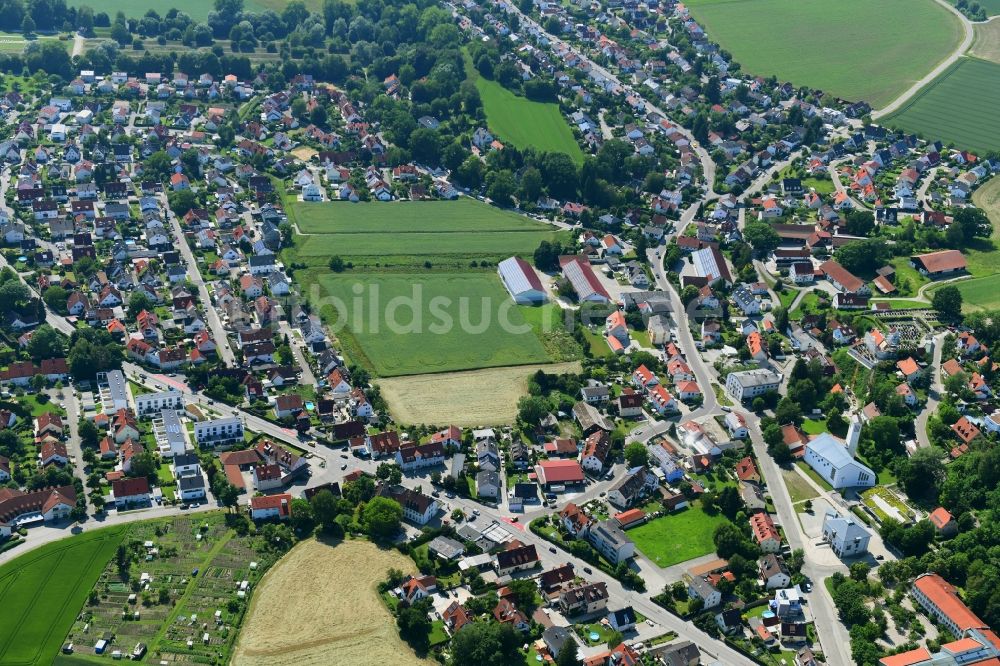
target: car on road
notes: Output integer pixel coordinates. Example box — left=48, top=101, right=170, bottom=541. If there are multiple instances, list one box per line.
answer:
left=445, top=492, right=455, bottom=498
left=180, top=503, right=189, bottom=510
left=599, top=491, right=606, bottom=497
left=340, top=454, right=348, bottom=459
left=431, top=491, right=441, bottom=498
left=549, top=547, right=557, bottom=554
left=583, top=567, right=592, bottom=574
left=340, top=464, right=347, bottom=470
left=721, top=406, right=731, bottom=412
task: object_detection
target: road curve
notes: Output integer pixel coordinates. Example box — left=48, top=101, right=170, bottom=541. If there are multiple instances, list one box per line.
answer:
left=872, top=0, right=973, bottom=119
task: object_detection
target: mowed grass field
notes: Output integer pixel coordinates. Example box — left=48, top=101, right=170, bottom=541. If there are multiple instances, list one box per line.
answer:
left=464, top=54, right=584, bottom=164
left=287, top=199, right=567, bottom=270
left=885, top=58, right=1000, bottom=153
left=626, top=507, right=728, bottom=568
left=293, top=198, right=545, bottom=234
left=684, top=0, right=962, bottom=108
left=0, top=526, right=127, bottom=665
left=315, top=272, right=550, bottom=376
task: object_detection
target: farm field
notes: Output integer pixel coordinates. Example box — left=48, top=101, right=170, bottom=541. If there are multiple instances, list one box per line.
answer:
left=626, top=506, right=728, bottom=568
left=970, top=19, right=1000, bottom=63
left=684, top=0, right=962, bottom=108
left=376, top=361, right=582, bottom=425
left=0, top=525, right=127, bottom=666
left=884, top=58, right=1000, bottom=153
left=232, top=538, right=429, bottom=666
left=314, top=272, right=551, bottom=376
left=935, top=273, right=1000, bottom=312
left=464, top=54, right=584, bottom=163
left=58, top=512, right=279, bottom=665
left=965, top=174, right=1000, bottom=277
left=291, top=198, right=546, bottom=235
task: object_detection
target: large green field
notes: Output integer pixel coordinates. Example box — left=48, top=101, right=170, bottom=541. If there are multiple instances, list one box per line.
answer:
left=684, top=0, right=962, bottom=108
left=885, top=58, right=1000, bottom=153
left=287, top=199, right=567, bottom=270
left=464, top=54, right=584, bottom=164
left=284, top=198, right=575, bottom=376
left=0, top=526, right=127, bottom=666
left=626, top=507, right=728, bottom=568
left=315, top=272, right=551, bottom=376
left=293, top=199, right=547, bottom=235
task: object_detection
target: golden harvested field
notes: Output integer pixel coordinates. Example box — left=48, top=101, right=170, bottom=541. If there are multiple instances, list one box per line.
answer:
left=232, top=539, right=428, bottom=666
left=377, top=361, right=582, bottom=426
left=970, top=19, right=1000, bottom=64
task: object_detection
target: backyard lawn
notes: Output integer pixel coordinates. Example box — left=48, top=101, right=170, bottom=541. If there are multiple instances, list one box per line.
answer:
left=0, top=525, right=128, bottom=665
left=782, top=469, right=819, bottom=504
left=684, top=0, right=962, bottom=107
left=626, top=506, right=728, bottom=568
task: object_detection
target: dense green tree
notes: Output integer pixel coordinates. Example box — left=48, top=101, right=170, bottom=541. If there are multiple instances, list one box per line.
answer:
left=449, top=621, right=521, bottom=666
left=932, top=285, right=963, bottom=320
left=361, top=496, right=402, bottom=540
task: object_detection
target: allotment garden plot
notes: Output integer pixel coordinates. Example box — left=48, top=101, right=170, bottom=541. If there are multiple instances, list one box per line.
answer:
left=61, top=513, right=280, bottom=665
left=684, top=0, right=962, bottom=108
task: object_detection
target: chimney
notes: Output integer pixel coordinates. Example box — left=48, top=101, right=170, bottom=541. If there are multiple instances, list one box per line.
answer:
left=845, top=416, right=862, bottom=458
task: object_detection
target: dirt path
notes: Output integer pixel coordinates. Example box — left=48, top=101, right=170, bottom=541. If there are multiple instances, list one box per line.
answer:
left=233, top=538, right=429, bottom=666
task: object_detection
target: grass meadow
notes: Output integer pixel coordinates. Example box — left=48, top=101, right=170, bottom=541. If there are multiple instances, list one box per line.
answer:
left=292, top=198, right=546, bottom=234
left=0, top=526, right=127, bottom=665
left=684, top=0, right=962, bottom=108
left=885, top=58, right=1000, bottom=153
left=626, top=507, right=728, bottom=568
left=314, top=272, right=551, bottom=376
left=464, top=53, right=584, bottom=163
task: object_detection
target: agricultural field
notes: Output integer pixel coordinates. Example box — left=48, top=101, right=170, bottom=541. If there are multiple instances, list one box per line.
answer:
left=684, top=0, right=962, bottom=108
left=626, top=506, right=728, bottom=568
left=313, top=272, right=551, bottom=376
left=232, top=538, right=429, bottom=666
left=0, top=526, right=128, bottom=666
left=936, top=273, right=1000, bottom=312
left=286, top=199, right=567, bottom=270
left=58, top=513, right=280, bottom=665
left=376, top=361, right=582, bottom=426
left=884, top=58, right=1000, bottom=153
left=291, top=198, right=546, bottom=235
left=464, top=54, right=584, bottom=163
left=970, top=19, right=1000, bottom=64
left=284, top=197, right=577, bottom=381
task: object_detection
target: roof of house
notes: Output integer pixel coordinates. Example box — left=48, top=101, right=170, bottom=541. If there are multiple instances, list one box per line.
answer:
left=536, top=459, right=585, bottom=483
left=912, top=249, right=966, bottom=274
left=913, top=573, right=985, bottom=632
left=112, top=476, right=150, bottom=497
left=819, top=260, right=864, bottom=292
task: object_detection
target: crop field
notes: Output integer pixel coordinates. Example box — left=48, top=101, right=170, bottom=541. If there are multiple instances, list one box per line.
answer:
left=970, top=20, right=1000, bottom=64
left=885, top=58, right=1000, bottom=153
left=0, top=526, right=127, bottom=666
left=59, top=513, right=278, bottom=665
left=291, top=198, right=546, bottom=235
left=626, top=506, right=728, bottom=568
left=377, top=361, right=582, bottom=425
left=937, top=273, right=1000, bottom=312
left=684, top=0, right=962, bottom=108
left=233, top=538, right=429, bottom=666
left=314, top=272, right=551, bottom=376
